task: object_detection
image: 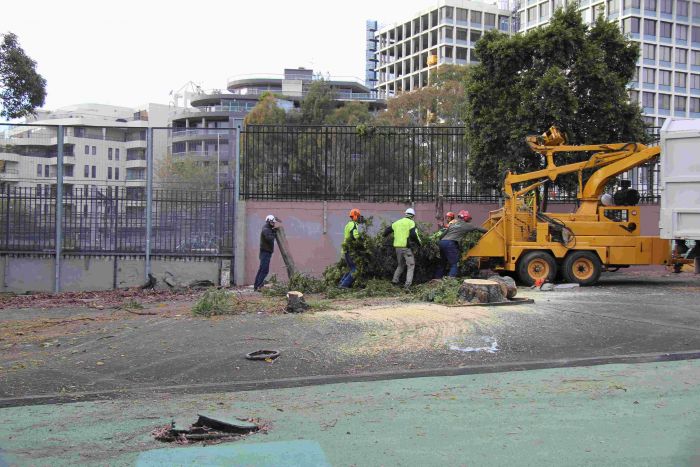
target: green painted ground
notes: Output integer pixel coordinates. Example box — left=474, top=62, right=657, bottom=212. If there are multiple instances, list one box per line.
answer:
left=1, top=359, right=699, bottom=466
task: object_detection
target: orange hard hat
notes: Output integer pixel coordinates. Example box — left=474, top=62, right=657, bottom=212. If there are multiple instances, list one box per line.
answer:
left=349, top=208, right=361, bottom=221
left=445, top=211, right=455, bottom=220
left=458, top=210, right=472, bottom=222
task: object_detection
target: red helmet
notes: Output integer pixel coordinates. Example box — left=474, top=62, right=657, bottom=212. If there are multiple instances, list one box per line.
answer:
left=349, top=208, right=361, bottom=221
left=445, top=211, right=455, bottom=220
left=458, top=210, right=472, bottom=222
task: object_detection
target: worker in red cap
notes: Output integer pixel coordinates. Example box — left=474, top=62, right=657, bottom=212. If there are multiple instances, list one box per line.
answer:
left=435, top=210, right=487, bottom=278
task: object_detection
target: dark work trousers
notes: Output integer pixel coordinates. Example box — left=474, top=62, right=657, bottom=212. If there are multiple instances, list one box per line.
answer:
left=254, top=251, right=272, bottom=290
left=339, top=252, right=357, bottom=288
left=435, top=240, right=460, bottom=278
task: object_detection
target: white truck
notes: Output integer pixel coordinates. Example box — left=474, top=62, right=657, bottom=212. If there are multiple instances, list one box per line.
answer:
left=659, top=118, right=700, bottom=272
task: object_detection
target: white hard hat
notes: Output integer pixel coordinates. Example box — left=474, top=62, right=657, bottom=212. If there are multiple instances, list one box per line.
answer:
left=405, top=208, right=416, bottom=216
left=265, top=214, right=276, bottom=222
left=600, top=194, right=613, bottom=206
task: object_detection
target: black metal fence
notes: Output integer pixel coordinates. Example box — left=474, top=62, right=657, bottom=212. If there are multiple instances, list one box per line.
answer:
left=0, top=186, right=234, bottom=255
left=241, top=125, right=503, bottom=201
left=241, top=125, right=661, bottom=202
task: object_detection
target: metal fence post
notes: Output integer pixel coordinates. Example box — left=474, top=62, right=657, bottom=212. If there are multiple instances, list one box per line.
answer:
left=4, top=185, right=10, bottom=250
left=145, top=128, right=153, bottom=278
left=232, top=123, right=241, bottom=285
left=410, top=127, right=416, bottom=202
left=54, top=125, right=64, bottom=293
left=324, top=127, right=329, bottom=199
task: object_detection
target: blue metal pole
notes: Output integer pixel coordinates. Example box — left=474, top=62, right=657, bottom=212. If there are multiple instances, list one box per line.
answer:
left=54, top=125, right=64, bottom=293
left=145, top=127, right=154, bottom=278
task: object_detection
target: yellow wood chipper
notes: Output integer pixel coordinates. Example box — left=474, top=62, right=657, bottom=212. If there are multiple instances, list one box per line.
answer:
left=467, top=127, right=689, bottom=286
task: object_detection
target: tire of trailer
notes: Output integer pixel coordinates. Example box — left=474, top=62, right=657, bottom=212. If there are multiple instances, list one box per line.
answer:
left=517, top=251, right=557, bottom=286
left=562, top=250, right=602, bottom=286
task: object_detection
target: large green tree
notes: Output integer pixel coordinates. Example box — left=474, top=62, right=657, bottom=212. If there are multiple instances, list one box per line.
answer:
left=0, top=32, right=46, bottom=119
left=464, top=5, right=647, bottom=190
left=300, top=79, right=336, bottom=124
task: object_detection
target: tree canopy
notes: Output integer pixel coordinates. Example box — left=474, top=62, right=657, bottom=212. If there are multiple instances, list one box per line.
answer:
left=0, top=32, right=46, bottom=119
left=464, top=5, right=647, bottom=190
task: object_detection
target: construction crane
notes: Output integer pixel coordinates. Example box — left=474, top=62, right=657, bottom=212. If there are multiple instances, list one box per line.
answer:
left=467, top=126, right=689, bottom=286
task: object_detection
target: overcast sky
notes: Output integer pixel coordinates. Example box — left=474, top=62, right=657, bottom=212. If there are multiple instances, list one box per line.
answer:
left=3, top=0, right=435, bottom=111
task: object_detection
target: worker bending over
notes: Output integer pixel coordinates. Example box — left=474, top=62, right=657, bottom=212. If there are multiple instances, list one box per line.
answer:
left=339, top=208, right=363, bottom=288
left=435, top=210, right=487, bottom=278
left=384, top=208, right=421, bottom=290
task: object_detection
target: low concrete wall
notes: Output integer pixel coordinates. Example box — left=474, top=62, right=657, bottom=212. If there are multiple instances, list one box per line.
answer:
left=0, top=255, right=221, bottom=293
left=242, top=201, right=663, bottom=285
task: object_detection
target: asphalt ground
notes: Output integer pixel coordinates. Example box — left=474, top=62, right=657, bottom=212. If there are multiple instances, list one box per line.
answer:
left=1, top=359, right=699, bottom=466
left=1, top=269, right=699, bottom=407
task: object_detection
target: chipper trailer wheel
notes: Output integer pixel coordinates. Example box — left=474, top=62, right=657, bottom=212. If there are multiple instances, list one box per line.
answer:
left=562, top=250, right=602, bottom=286
left=517, top=251, right=557, bottom=286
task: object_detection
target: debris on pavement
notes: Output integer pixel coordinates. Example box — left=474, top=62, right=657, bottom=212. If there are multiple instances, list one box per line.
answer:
left=152, top=413, right=262, bottom=444
left=245, top=349, right=281, bottom=361
left=448, top=336, right=499, bottom=353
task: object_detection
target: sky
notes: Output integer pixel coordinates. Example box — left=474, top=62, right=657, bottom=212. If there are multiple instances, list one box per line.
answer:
left=2, top=0, right=435, bottom=111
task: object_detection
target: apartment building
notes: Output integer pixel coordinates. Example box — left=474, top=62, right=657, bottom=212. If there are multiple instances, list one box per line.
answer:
left=168, top=67, right=387, bottom=185
left=517, top=0, right=700, bottom=128
left=371, top=0, right=512, bottom=96
left=0, top=103, right=169, bottom=195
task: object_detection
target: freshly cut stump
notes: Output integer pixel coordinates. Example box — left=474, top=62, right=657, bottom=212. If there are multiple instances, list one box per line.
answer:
left=286, top=291, right=309, bottom=313
left=487, top=275, right=517, bottom=299
left=458, top=279, right=506, bottom=304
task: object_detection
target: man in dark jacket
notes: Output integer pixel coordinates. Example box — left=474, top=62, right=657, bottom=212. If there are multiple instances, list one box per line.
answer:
left=254, top=214, right=277, bottom=291
left=435, top=210, right=487, bottom=278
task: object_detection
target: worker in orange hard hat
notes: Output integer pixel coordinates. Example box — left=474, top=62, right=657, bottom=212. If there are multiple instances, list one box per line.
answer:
left=339, top=208, right=364, bottom=288
left=435, top=209, right=486, bottom=278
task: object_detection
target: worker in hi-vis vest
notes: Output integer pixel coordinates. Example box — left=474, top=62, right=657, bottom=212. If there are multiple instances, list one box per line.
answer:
left=339, top=208, right=363, bottom=288
left=384, top=207, right=421, bottom=290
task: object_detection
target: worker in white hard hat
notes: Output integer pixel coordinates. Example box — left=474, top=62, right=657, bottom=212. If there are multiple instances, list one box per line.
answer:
left=254, top=214, right=278, bottom=291
left=384, top=207, right=421, bottom=289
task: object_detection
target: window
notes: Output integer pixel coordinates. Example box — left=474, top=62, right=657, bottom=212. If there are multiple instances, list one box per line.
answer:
left=645, top=0, right=656, bottom=10
left=457, top=28, right=467, bottom=41
left=694, top=2, right=700, bottom=17
left=37, top=164, right=42, bottom=177
left=692, top=73, right=700, bottom=88
left=470, top=30, right=482, bottom=42
left=660, top=22, right=672, bottom=38
left=84, top=165, right=89, bottom=177
left=643, top=91, right=656, bottom=107
left=108, top=148, right=112, bottom=160
left=677, top=48, right=688, bottom=64
left=675, top=95, right=687, bottom=111
left=644, top=19, right=656, bottom=36
left=693, top=26, right=700, bottom=42
left=633, top=66, right=640, bottom=81
left=84, top=145, right=89, bottom=155
left=485, top=12, right=496, bottom=26
left=115, top=168, right=119, bottom=180
left=643, top=43, right=656, bottom=60
left=658, top=93, right=671, bottom=109
left=592, top=3, right=604, bottom=19
left=456, top=8, right=468, bottom=22
left=660, top=0, right=673, bottom=13
left=444, top=27, right=453, bottom=39
left=91, top=166, right=96, bottom=178
left=456, top=47, right=467, bottom=60
left=624, top=0, right=640, bottom=8
left=115, top=149, right=120, bottom=161
left=108, top=167, right=112, bottom=180
left=644, top=68, right=656, bottom=83
left=693, top=50, right=700, bottom=65
left=44, top=165, right=49, bottom=177
left=678, top=0, right=689, bottom=15
left=608, top=0, right=620, bottom=13
left=691, top=97, right=700, bottom=112
left=441, top=6, right=453, bottom=19
left=64, top=165, right=73, bottom=177
left=660, top=45, right=672, bottom=61
left=630, top=90, right=640, bottom=102
left=471, top=10, right=482, bottom=23
left=36, top=184, right=42, bottom=195
left=527, top=6, right=536, bottom=22
left=623, top=17, right=640, bottom=33
left=659, top=69, right=672, bottom=85
left=677, top=24, right=689, bottom=41
left=91, top=146, right=96, bottom=155
left=539, top=3, right=549, bottom=18
left=676, top=71, right=687, bottom=86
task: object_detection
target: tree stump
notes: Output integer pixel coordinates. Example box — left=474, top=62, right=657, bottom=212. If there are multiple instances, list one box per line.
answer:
left=458, top=279, right=506, bottom=304
left=286, top=291, right=309, bottom=313
left=487, top=275, right=518, bottom=299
